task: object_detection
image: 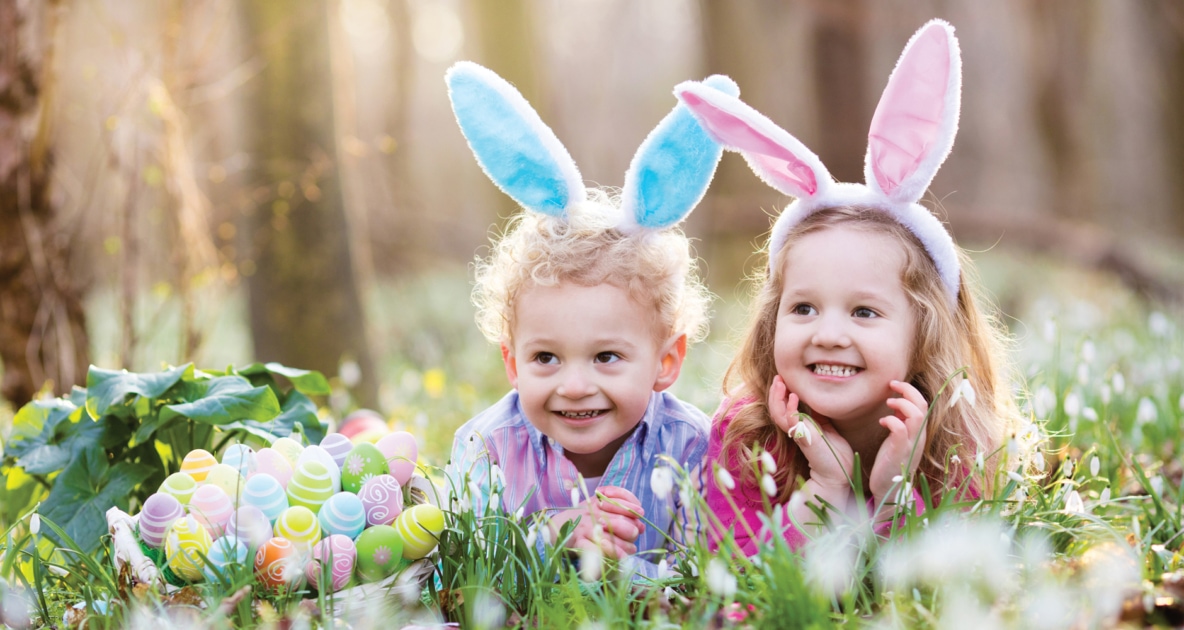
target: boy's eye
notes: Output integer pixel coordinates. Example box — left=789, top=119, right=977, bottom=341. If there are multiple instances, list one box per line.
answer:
left=594, top=352, right=620, bottom=364
left=790, top=303, right=816, bottom=316
left=534, top=352, right=558, bottom=365
left=853, top=307, right=878, bottom=319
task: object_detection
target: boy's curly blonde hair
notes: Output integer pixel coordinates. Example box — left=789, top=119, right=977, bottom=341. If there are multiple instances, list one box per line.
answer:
left=472, top=189, right=712, bottom=346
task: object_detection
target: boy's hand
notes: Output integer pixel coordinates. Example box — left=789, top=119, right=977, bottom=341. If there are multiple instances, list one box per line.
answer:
left=549, top=486, right=646, bottom=560
left=768, top=375, right=854, bottom=500
left=869, top=380, right=929, bottom=505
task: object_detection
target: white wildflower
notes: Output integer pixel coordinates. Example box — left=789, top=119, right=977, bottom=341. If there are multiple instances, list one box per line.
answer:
left=705, top=558, right=737, bottom=597
left=1043, top=319, right=1057, bottom=342
left=1136, top=398, right=1158, bottom=424
left=1033, top=451, right=1046, bottom=472
left=514, top=506, right=525, bottom=521
left=489, top=464, right=506, bottom=491
left=1007, top=437, right=1019, bottom=459
left=1063, top=459, right=1074, bottom=479
left=578, top=546, right=603, bottom=582
left=1090, top=456, right=1100, bottom=477
left=650, top=466, right=674, bottom=500
left=951, top=453, right=962, bottom=466
left=1112, top=372, right=1125, bottom=395
left=29, top=514, right=40, bottom=536
left=975, top=450, right=985, bottom=472
left=1063, top=392, right=1081, bottom=418
left=716, top=467, right=735, bottom=491
left=1083, top=407, right=1098, bottom=422
left=571, top=487, right=581, bottom=507
left=1076, top=363, right=1089, bottom=385
left=1081, top=340, right=1096, bottom=364
left=792, top=421, right=813, bottom=446
left=1034, top=386, right=1056, bottom=418
left=760, top=474, right=777, bottom=498
left=948, top=377, right=976, bottom=409
left=1064, top=490, right=1086, bottom=514
left=524, top=526, right=537, bottom=549
left=657, top=559, right=671, bottom=579
left=1007, top=471, right=1024, bottom=484
left=1099, top=487, right=1111, bottom=504
left=760, top=450, right=777, bottom=474
left=1150, top=476, right=1164, bottom=496
left=1101, top=384, right=1112, bottom=406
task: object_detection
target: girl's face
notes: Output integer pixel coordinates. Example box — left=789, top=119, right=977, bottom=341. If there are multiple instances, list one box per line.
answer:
left=773, top=226, right=917, bottom=430
left=502, top=282, right=684, bottom=477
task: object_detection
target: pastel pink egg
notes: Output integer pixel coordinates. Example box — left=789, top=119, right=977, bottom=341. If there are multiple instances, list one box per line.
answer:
left=319, top=433, right=353, bottom=469
left=338, top=409, right=388, bottom=441
left=139, top=492, right=184, bottom=549
left=305, top=534, right=356, bottom=593
left=375, top=431, right=419, bottom=486
left=253, top=448, right=293, bottom=489
left=358, top=474, right=403, bottom=527
left=188, top=484, right=234, bottom=539
left=226, top=505, right=273, bottom=550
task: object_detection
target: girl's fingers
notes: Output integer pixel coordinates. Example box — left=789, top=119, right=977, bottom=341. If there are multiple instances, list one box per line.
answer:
left=768, top=376, right=792, bottom=433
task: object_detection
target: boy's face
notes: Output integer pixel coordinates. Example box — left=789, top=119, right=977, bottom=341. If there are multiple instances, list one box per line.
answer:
left=502, top=282, right=686, bottom=476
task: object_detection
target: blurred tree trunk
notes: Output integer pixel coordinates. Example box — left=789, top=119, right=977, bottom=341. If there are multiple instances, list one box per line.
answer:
left=0, top=0, right=90, bottom=408
left=1153, top=0, right=1184, bottom=238
left=381, top=0, right=419, bottom=273
left=242, top=1, right=378, bottom=407
left=809, top=1, right=870, bottom=185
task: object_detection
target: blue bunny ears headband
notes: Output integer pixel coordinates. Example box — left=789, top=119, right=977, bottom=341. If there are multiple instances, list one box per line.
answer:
left=445, top=61, right=738, bottom=233
left=675, top=19, right=963, bottom=301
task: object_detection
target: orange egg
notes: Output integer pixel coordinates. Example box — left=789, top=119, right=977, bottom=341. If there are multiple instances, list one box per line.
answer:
left=254, top=536, right=305, bottom=591
left=180, top=449, right=218, bottom=483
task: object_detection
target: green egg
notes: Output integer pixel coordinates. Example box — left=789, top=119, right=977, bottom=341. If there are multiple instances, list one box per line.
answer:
left=339, top=443, right=389, bottom=494
left=354, top=525, right=404, bottom=583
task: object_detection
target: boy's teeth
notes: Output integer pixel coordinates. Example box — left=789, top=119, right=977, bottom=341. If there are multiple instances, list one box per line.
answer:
left=559, top=410, right=601, bottom=419
left=813, top=364, right=857, bottom=377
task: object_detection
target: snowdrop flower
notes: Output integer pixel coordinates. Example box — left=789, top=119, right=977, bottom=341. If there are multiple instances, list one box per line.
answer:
left=705, top=558, right=737, bottom=597
left=1149, top=476, right=1164, bottom=496
left=948, top=377, right=976, bottom=409
left=1063, top=490, right=1086, bottom=514
left=489, top=464, right=506, bottom=492
left=1098, top=487, right=1111, bottom=504
left=1090, top=456, right=1100, bottom=477
left=578, top=546, right=603, bottom=582
left=650, top=466, right=674, bottom=500
left=657, top=559, right=671, bottom=580
left=1063, top=459, right=1074, bottom=479
left=1033, top=451, right=1046, bottom=472
left=716, top=467, right=735, bottom=491
left=489, top=492, right=500, bottom=514
left=975, top=450, right=985, bottom=472
left=760, top=450, right=777, bottom=474
left=1043, top=319, right=1057, bottom=342
left=29, top=514, right=40, bottom=537
left=514, top=506, right=525, bottom=521
left=1101, top=384, right=1112, bottom=406
left=570, top=487, right=581, bottom=508
left=787, top=490, right=807, bottom=517
left=1081, top=340, right=1096, bottom=364
left=1083, top=407, right=1098, bottom=422
left=1112, top=372, right=1125, bottom=395
left=1136, top=398, right=1158, bottom=424
left=1007, top=470, right=1024, bottom=484
left=1034, top=386, right=1056, bottom=419
left=524, top=526, right=538, bottom=549
left=1076, top=363, right=1089, bottom=385
left=792, top=421, right=813, bottom=445
left=951, top=453, right=962, bottom=466
left=1063, top=392, right=1081, bottom=418
left=760, top=474, right=777, bottom=498
left=467, top=480, right=482, bottom=504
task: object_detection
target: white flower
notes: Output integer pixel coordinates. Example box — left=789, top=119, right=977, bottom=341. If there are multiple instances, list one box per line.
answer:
left=1112, top=372, right=1125, bottom=395
left=1063, top=459, right=1074, bottom=479
left=705, top=558, right=737, bottom=597
left=892, top=474, right=903, bottom=484
left=1076, top=363, right=1089, bottom=385
left=657, top=559, right=670, bottom=579
left=760, top=474, right=777, bottom=498
left=1150, top=476, right=1164, bottom=496
left=1081, top=340, right=1096, bottom=364
left=950, top=453, right=961, bottom=466
left=975, top=450, right=985, bottom=472
left=1137, top=398, right=1158, bottom=424
left=1043, top=319, right=1057, bottom=342
left=578, top=546, right=603, bottom=582
left=489, top=492, right=500, bottom=513
left=716, top=467, right=735, bottom=491
left=1064, top=490, right=1086, bottom=514
left=948, top=377, right=976, bottom=409
left=490, top=464, right=506, bottom=491
left=650, top=466, right=674, bottom=500
left=1034, top=386, right=1056, bottom=419
left=29, top=514, right=40, bottom=536
left=760, top=450, right=777, bottom=474
left=1083, top=407, right=1098, bottom=422
left=1099, top=487, right=1111, bottom=503
left=524, top=526, right=538, bottom=548
left=1101, top=384, right=1112, bottom=406
left=1007, top=471, right=1024, bottom=484
left=1063, top=392, right=1081, bottom=418
left=1090, top=456, right=1100, bottom=477
left=571, top=487, right=581, bottom=507
left=514, top=506, right=525, bottom=520
left=792, top=422, right=813, bottom=446
left=1033, top=451, right=1046, bottom=472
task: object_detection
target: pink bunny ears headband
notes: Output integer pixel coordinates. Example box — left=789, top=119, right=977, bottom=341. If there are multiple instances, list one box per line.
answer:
left=675, top=19, right=963, bottom=300
left=445, top=61, right=738, bottom=234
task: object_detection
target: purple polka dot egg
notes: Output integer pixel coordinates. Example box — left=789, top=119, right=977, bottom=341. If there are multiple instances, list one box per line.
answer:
left=242, top=473, right=289, bottom=523
left=188, top=484, right=234, bottom=539
left=318, top=492, right=366, bottom=539
left=138, top=492, right=184, bottom=549
left=359, top=474, right=403, bottom=527
left=305, top=534, right=356, bottom=593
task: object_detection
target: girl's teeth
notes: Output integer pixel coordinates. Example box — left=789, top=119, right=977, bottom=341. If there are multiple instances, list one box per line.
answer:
left=813, top=364, right=857, bottom=377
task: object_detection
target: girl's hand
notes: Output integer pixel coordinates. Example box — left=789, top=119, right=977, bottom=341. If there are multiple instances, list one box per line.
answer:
left=550, top=486, right=646, bottom=559
left=869, top=380, right=929, bottom=504
left=768, top=375, right=854, bottom=497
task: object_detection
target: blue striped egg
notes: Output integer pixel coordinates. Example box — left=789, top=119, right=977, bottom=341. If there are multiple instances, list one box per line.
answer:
left=242, top=473, right=288, bottom=523
left=317, top=492, right=366, bottom=539
left=202, top=538, right=250, bottom=582
left=221, top=444, right=257, bottom=477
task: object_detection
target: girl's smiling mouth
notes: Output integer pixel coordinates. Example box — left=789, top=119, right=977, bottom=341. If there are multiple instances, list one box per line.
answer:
left=810, top=363, right=861, bottom=377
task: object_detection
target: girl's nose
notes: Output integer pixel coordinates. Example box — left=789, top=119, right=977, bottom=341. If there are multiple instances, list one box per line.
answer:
left=811, top=313, right=852, bottom=348
left=557, top=366, right=596, bottom=398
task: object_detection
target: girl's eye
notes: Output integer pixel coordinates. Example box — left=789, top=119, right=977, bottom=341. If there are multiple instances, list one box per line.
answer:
left=790, top=303, right=817, bottom=316
left=853, top=307, right=878, bottom=319
left=535, top=352, right=558, bottom=365
left=594, top=352, right=620, bottom=364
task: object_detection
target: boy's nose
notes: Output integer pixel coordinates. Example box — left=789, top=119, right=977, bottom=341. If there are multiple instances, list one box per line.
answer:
left=557, top=366, right=596, bottom=398
left=811, top=314, right=852, bottom=348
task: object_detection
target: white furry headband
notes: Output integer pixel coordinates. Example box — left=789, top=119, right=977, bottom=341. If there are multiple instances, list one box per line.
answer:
left=675, top=19, right=963, bottom=300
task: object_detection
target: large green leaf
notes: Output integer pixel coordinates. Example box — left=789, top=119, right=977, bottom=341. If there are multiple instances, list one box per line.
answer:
left=85, top=364, right=193, bottom=418
left=39, top=445, right=155, bottom=552
left=6, top=399, right=81, bottom=459
left=238, top=362, right=331, bottom=396
left=160, top=375, right=281, bottom=426
left=221, top=389, right=326, bottom=444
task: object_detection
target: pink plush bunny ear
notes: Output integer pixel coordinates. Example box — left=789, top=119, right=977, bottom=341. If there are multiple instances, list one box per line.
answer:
left=865, top=19, right=961, bottom=204
left=674, top=81, right=831, bottom=201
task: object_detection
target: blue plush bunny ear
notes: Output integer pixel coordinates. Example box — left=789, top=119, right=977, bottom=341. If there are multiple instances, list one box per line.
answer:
left=618, top=74, right=739, bottom=232
left=445, top=61, right=586, bottom=217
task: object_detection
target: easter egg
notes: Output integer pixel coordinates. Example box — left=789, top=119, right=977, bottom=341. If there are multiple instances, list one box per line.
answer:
left=287, top=461, right=335, bottom=513
left=319, top=433, right=353, bottom=469
left=138, top=492, right=184, bottom=549
left=375, top=431, right=419, bottom=486
left=271, top=437, right=305, bottom=467
left=202, top=538, right=250, bottom=582
left=202, top=463, right=246, bottom=501
left=221, top=444, right=257, bottom=477
left=306, top=534, right=356, bottom=593
left=180, top=449, right=217, bottom=482
left=318, top=492, right=366, bottom=540
left=253, top=448, right=293, bottom=489
left=274, top=506, right=321, bottom=549
left=338, top=409, right=388, bottom=442
left=359, top=474, right=403, bottom=527
left=188, top=484, right=233, bottom=539
left=242, top=473, right=289, bottom=523
left=255, top=536, right=304, bottom=590
left=166, top=515, right=212, bottom=582
left=354, top=525, right=404, bottom=582
left=159, top=472, right=198, bottom=505
left=394, top=504, right=445, bottom=560
left=340, top=442, right=388, bottom=494
left=226, top=505, right=273, bottom=550
left=297, top=445, right=342, bottom=491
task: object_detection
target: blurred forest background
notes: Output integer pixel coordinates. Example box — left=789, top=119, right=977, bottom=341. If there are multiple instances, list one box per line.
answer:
left=2, top=0, right=1183, bottom=439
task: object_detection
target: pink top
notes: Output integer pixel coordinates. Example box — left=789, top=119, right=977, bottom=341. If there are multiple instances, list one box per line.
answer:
left=702, top=398, right=925, bottom=556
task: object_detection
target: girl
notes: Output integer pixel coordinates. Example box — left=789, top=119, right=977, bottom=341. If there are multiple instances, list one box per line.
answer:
left=676, top=20, right=1020, bottom=555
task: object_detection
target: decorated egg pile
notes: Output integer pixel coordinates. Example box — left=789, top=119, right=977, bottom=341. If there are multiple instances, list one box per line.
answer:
left=134, top=424, right=440, bottom=593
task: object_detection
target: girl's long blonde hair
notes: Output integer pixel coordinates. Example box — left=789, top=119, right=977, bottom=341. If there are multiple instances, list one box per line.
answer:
left=720, top=206, right=1019, bottom=504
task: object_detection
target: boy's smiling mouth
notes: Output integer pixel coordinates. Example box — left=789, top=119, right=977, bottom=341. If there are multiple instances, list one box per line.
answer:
left=555, top=409, right=607, bottom=420
left=810, top=363, right=860, bottom=377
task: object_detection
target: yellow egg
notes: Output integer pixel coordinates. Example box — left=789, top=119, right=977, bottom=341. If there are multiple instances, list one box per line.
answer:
left=202, top=463, right=246, bottom=502
left=394, top=504, right=445, bottom=560
left=159, top=472, right=197, bottom=505
left=180, top=449, right=218, bottom=483
left=271, top=437, right=305, bottom=467
left=274, top=506, right=321, bottom=549
left=166, top=515, right=213, bottom=582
